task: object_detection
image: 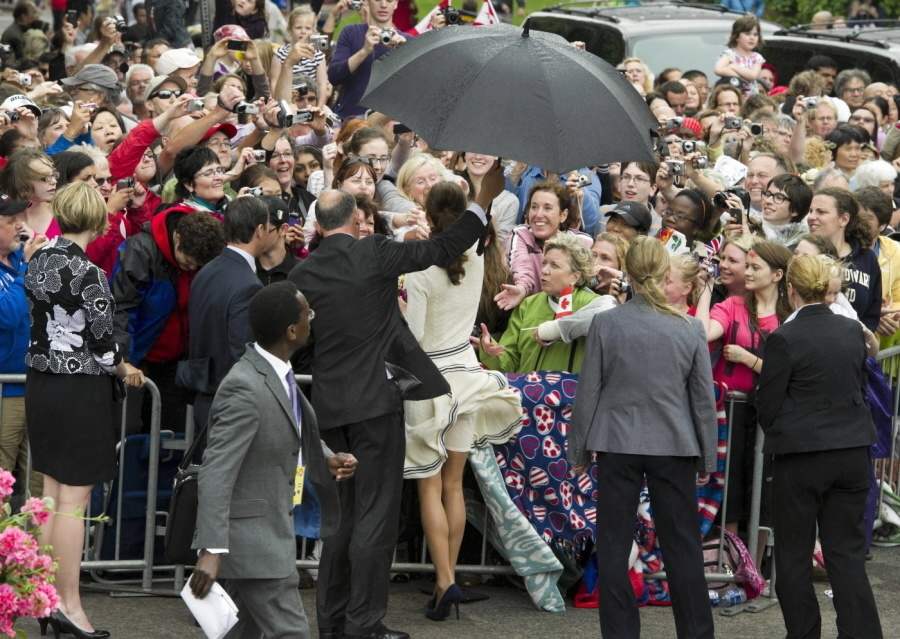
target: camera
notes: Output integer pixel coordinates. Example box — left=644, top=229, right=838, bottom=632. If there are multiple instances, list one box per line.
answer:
left=618, top=277, right=633, bottom=296
left=80, top=102, right=97, bottom=112
left=227, top=40, right=249, bottom=52
left=575, top=174, right=591, bottom=188
left=665, top=159, right=685, bottom=176
left=116, top=177, right=135, bottom=190
left=713, top=185, right=751, bottom=210
left=680, top=140, right=696, bottom=154
left=664, top=117, right=683, bottom=131
left=0, top=44, right=11, bottom=59
left=440, top=5, right=461, bottom=24
left=325, top=114, right=341, bottom=128
left=748, top=122, right=764, bottom=136
left=379, top=28, right=394, bottom=46
left=294, top=109, right=314, bottom=124
left=251, top=149, right=267, bottom=162
left=348, top=0, right=363, bottom=9
left=5, top=111, right=18, bottom=123
left=234, top=101, right=259, bottom=115
left=310, top=34, right=329, bottom=52
left=803, top=96, right=819, bottom=109
left=16, top=73, right=31, bottom=87
left=274, top=99, right=298, bottom=128
left=247, top=186, right=264, bottom=197
left=723, top=116, right=743, bottom=131
left=186, top=98, right=205, bottom=112
left=693, top=252, right=719, bottom=279
left=294, top=82, right=309, bottom=96
left=692, top=156, right=708, bottom=170
left=114, top=15, right=127, bottom=33
left=66, top=10, right=79, bottom=27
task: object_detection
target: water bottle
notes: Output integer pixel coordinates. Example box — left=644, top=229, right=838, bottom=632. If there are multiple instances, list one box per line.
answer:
left=708, top=587, right=745, bottom=607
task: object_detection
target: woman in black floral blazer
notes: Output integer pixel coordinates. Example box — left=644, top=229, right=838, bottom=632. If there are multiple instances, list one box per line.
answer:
left=24, top=183, right=131, bottom=639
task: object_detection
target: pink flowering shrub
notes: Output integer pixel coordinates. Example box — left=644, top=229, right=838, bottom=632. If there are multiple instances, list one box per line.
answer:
left=0, top=469, right=59, bottom=637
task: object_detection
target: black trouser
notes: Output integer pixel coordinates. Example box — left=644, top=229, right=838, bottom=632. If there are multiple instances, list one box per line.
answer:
left=773, top=446, right=883, bottom=639
left=594, top=453, right=714, bottom=639
left=316, top=390, right=406, bottom=636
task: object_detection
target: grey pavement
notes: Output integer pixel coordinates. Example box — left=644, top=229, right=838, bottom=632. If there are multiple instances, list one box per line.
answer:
left=12, top=543, right=900, bottom=638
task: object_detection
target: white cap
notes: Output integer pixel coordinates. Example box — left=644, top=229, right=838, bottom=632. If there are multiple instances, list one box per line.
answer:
left=0, top=94, right=41, bottom=117
left=156, top=48, right=201, bottom=76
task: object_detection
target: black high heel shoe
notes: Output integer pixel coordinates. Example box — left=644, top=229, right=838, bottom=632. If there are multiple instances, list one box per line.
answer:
left=425, top=583, right=461, bottom=621
left=37, top=617, right=55, bottom=638
left=49, top=611, right=110, bottom=639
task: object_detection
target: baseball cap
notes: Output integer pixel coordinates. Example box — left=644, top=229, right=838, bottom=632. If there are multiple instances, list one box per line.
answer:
left=200, top=122, right=238, bottom=143
left=606, top=201, right=652, bottom=233
left=144, top=74, right=188, bottom=102
left=0, top=193, right=30, bottom=217
left=0, top=94, right=41, bottom=117
left=260, top=195, right=290, bottom=226
left=156, top=49, right=201, bottom=77
left=213, top=24, right=250, bottom=42
left=60, top=64, right=120, bottom=90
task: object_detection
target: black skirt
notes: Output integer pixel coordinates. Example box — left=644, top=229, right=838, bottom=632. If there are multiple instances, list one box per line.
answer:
left=25, top=369, right=120, bottom=486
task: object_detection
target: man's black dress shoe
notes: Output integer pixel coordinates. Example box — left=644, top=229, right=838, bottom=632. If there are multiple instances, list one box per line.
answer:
left=347, top=624, right=410, bottom=639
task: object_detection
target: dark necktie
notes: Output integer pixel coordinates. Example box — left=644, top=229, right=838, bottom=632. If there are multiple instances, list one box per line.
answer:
left=285, top=370, right=301, bottom=428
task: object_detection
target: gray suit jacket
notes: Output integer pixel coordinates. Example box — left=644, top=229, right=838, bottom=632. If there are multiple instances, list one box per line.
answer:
left=192, top=346, right=339, bottom=579
left=569, top=294, right=718, bottom=473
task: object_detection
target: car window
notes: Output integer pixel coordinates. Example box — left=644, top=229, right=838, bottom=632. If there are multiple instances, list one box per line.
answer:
left=631, top=32, right=730, bottom=83
left=530, top=18, right=626, bottom=66
left=763, top=41, right=899, bottom=86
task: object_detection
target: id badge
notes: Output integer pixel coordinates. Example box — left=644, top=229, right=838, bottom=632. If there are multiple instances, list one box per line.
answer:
left=293, top=466, right=306, bottom=506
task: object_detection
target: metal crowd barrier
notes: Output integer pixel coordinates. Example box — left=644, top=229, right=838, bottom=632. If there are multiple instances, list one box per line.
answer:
left=875, top=346, right=900, bottom=540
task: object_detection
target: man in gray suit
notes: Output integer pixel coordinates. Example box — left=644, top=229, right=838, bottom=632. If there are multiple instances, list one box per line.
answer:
left=189, top=282, right=357, bottom=638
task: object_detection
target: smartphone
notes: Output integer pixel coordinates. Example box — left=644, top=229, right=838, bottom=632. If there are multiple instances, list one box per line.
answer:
left=394, top=123, right=413, bottom=135
left=730, top=208, right=743, bottom=225
left=227, top=40, right=249, bottom=52
left=66, top=9, right=79, bottom=27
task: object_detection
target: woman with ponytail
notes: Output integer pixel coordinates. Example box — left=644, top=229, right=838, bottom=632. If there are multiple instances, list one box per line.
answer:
left=569, top=236, right=718, bottom=639
left=757, top=254, right=883, bottom=639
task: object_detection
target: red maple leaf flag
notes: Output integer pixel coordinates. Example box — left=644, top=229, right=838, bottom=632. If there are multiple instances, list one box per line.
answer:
left=556, top=286, right=574, bottom=319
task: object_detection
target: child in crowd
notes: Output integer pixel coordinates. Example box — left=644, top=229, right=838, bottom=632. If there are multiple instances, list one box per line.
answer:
left=272, top=6, right=328, bottom=108
left=714, top=14, right=765, bottom=96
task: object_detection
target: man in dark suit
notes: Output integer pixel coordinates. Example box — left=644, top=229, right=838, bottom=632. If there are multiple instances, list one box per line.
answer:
left=179, top=197, right=277, bottom=427
left=290, top=165, right=505, bottom=639
left=757, top=256, right=882, bottom=639
left=189, top=282, right=357, bottom=638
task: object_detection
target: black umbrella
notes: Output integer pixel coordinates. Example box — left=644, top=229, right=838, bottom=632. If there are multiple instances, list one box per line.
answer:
left=361, top=22, right=659, bottom=174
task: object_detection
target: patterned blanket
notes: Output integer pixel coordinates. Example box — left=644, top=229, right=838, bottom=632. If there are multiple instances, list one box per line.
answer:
left=497, top=372, right=729, bottom=605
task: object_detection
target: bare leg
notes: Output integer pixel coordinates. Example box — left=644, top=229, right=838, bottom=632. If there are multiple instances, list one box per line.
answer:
left=49, top=481, right=97, bottom=632
left=441, top=451, right=469, bottom=585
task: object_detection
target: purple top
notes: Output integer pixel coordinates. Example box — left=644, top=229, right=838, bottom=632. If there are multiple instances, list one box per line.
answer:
left=328, top=23, right=410, bottom=119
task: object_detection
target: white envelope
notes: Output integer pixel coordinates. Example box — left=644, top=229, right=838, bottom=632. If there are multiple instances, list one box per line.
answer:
left=180, top=581, right=239, bottom=639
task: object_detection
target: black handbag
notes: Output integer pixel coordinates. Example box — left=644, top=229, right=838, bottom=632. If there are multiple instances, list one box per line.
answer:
left=163, top=421, right=209, bottom=566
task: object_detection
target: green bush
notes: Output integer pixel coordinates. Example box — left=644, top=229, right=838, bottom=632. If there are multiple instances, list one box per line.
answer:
left=766, top=0, right=900, bottom=28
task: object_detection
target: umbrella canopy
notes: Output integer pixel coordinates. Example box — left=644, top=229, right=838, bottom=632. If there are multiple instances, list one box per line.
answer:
left=361, top=22, right=659, bottom=174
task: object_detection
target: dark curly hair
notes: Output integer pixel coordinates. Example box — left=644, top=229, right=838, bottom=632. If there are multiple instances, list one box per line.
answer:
left=425, top=181, right=469, bottom=285
left=174, top=211, right=225, bottom=266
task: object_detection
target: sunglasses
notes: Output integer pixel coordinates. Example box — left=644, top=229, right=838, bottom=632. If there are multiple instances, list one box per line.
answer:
left=95, top=177, right=113, bottom=186
left=149, top=89, right=183, bottom=100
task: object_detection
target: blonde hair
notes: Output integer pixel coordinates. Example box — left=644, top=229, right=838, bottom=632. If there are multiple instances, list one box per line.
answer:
left=625, top=236, right=687, bottom=320
left=593, top=231, right=629, bottom=270
left=52, top=182, right=109, bottom=236
left=619, top=57, right=654, bottom=94
left=787, top=253, right=831, bottom=303
left=288, top=5, right=316, bottom=30
left=669, top=253, right=703, bottom=307
left=396, top=155, right=446, bottom=203
left=543, top=234, right=595, bottom=287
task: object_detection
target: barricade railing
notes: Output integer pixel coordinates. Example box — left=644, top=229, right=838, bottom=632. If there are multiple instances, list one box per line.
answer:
left=0, top=374, right=162, bottom=592
left=875, top=346, right=900, bottom=543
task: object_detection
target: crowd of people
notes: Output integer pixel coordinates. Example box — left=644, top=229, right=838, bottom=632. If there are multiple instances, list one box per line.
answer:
left=0, top=0, right=893, bottom=637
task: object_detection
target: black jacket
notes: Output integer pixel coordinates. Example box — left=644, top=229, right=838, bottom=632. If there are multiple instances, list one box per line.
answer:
left=756, top=303, right=876, bottom=454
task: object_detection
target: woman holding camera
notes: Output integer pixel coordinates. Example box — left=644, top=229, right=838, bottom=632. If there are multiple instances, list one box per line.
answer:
left=25, top=183, right=134, bottom=639
left=569, top=236, right=717, bottom=639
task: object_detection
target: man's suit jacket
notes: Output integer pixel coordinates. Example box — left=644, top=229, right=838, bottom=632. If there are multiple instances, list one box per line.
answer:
left=180, top=247, right=262, bottom=395
left=289, top=210, right=486, bottom=430
left=192, top=346, right=339, bottom=579
left=756, top=304, right=876, bottom=455
left=568, top=294, right=718, bottom=472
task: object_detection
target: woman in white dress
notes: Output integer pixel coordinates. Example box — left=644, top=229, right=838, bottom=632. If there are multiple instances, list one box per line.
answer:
left=404, top=181, right=523, bottom=621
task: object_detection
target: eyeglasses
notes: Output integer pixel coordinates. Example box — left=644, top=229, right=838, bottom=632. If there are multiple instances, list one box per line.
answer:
left=95, top=177, right=112, bottom=186
left=761, top=190, right=792, bottom=204
left=620, top=174, right=651, bottom=185
left=271, top=152, right=293, bottom=160
left=34, top=171, right=59, bottom=183
left=661, top=209, right=697, bottom=225
left=194, top=167, right=226, bottom=179
left=363, top=156, right=391, bottom=166
left=149, top=89, right=182, bottom=100
left=842, top=86, right=865, bottom=95
left=205, top=139, right=230, bottom=150
left=142, top=150, right=156, bottom=161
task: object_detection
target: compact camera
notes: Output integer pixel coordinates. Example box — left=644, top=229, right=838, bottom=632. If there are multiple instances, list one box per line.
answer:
left=618, top=277, right=633, bottom=296
left=665, top=159, right=685, bottom=176
left=664, top=116, right=683, bottom=131
left=227, top=40, right=249, bottom=52
left=251, top=149, right=267, bottom=163
left=234, top=101, right=259, bottom=115
left=114, top=15, right=127, bottom=33
left=575, top=174, right=591, bottom=188
left=379, top=29, right=394, bottom=46
left=310, top=34, right=329, bottom=52
left=81, top=102, right=97, bottom=112
left=116, top=177, right=135, bottom=190
left=713, top=185, right=751, bottom=210
left=294, top=109, right=314, bottom=124
left=348, top=0, right=363, bottom=10
left=16, top=73, right=31, bottom=87
left=440, top=5, right=461, bottom=24
left=4, top=111, right=18, bottom=123
left=692, top=156, right=708, bottom=170
left=247, top=186, right=264, bottom=197
left=748, top=122, right=764, bottom=136
left=680, top=140, right=696, bottom=154
left=803, top=96, right=819, bottom=109
left=723, top=116, right=743, bottom=131
left=186, top=98, right=205, bottom=112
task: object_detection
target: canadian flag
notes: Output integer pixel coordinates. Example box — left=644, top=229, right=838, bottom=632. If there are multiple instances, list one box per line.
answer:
left=408, top=0, right=499, bottom=36
left=556, top=286, right=574, bottom=319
